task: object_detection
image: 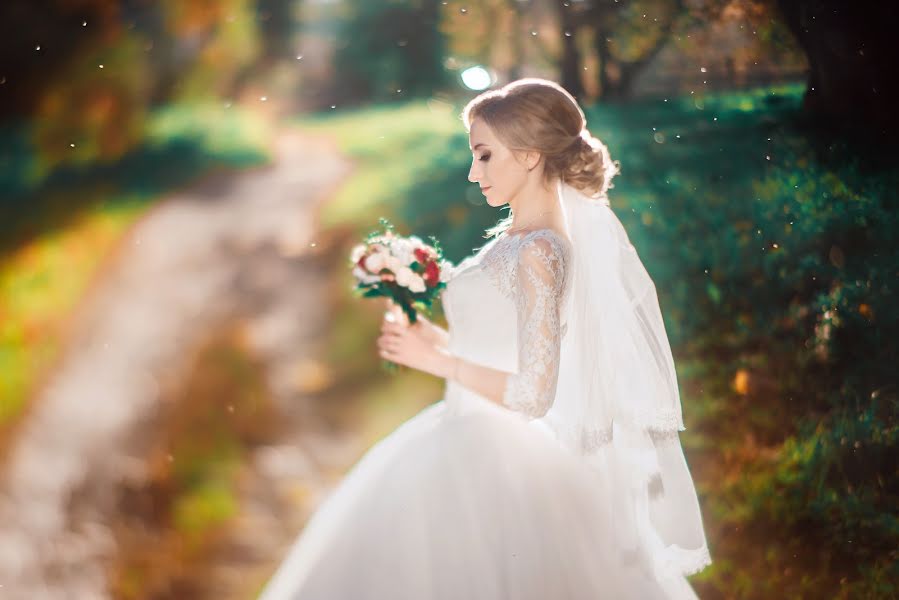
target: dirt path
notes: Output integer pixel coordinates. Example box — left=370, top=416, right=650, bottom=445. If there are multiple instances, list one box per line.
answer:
left=0, top=130, right=359, bottom=598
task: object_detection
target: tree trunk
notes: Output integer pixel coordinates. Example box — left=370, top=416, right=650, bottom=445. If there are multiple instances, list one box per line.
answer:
left=507, top=0, right=524, bottom=81
left=776, top=0, right=899, bottom=135
left=608, top=28, right=673, bottom=100
left=586, top=1, right=618, bottom=99
left=587, top=0, right=683, bottom=101
left=256, top=0, right=297, bottom=62
left=594, top=32, right=615, bottom=99
left=555, top=0, right=585, bottom=100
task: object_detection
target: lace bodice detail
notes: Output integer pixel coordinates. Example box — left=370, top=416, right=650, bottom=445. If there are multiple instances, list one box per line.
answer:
left=478, top=229, right=572, bottom=419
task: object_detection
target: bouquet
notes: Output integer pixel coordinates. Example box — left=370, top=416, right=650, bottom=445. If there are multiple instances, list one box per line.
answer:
left=350, top=219, right=452, bottom=325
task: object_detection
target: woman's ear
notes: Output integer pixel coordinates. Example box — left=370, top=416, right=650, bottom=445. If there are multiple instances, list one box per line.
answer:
left=524, top=150, right=542, bottom=172
left=511, top=149, right=542, bottom=171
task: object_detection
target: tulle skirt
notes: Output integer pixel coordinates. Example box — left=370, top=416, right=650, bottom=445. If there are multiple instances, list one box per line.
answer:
left=259, top=397, right=699, bottom=600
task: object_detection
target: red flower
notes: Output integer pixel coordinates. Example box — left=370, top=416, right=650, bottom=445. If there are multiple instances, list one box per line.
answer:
left=414, top=247, right=431, bottom=264
left=423, top=260, right=440, bottom=287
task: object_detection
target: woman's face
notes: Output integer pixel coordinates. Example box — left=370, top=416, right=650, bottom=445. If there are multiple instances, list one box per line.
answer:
left=467, top=118, right=531, bottom=208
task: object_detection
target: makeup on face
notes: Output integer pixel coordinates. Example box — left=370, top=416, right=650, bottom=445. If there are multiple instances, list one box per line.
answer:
left=468, top=119, right=531, bottom=208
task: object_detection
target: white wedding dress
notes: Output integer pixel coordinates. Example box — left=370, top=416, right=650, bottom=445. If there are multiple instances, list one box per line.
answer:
left=260, top=228, right=710, bottom=600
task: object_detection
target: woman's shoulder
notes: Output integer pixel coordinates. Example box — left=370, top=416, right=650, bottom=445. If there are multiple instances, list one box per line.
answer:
left=467, top=227, right=571, bottom=300
left=503, top=228, right=571, bottom=263
left=495, top=228, right=571, bottom=294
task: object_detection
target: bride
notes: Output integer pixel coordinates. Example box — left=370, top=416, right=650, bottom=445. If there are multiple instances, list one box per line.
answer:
left=259, top=78, right=711, bottom=599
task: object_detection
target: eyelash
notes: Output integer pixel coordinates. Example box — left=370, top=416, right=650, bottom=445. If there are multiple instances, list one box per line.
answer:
left=479, top=154, right=490, bottom=162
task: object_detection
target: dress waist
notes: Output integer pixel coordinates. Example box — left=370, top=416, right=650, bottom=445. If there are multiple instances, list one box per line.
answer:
left=443, top=380, right=495, bottom=416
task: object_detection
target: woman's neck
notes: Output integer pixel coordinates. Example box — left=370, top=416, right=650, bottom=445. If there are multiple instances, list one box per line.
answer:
left=508, top=179, right=563, bottom=233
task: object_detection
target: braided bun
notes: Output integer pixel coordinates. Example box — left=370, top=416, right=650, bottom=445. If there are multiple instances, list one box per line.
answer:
left=549, top=130, right=619, bottom=198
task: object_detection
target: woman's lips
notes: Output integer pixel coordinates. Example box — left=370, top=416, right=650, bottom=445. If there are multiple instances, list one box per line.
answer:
left=481, top=186, right=491, bottom=193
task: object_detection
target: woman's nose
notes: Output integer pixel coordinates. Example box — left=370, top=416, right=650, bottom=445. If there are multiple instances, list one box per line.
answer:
left=468, top=162, right=479, bottom=183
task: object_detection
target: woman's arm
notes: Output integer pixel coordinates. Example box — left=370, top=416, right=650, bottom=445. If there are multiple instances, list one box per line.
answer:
left=378, top=236, right=566, bottom=419
left=438, top=351, right=512, bottom=407
left=378, top=318, right=510, bottom=405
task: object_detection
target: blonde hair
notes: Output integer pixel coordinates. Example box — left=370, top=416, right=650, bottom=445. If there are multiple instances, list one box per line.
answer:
left=462, top=78, right=619, bottom=228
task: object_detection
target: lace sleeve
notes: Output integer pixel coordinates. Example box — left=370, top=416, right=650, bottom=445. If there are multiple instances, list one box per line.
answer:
left=501, top=235, right=567, bottom=418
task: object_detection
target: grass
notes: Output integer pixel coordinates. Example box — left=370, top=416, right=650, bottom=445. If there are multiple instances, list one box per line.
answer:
left=295, top=99, right=476, bottom=236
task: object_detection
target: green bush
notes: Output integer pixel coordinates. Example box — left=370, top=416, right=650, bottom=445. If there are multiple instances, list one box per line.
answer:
left=596, top=87, right=898, bottom=594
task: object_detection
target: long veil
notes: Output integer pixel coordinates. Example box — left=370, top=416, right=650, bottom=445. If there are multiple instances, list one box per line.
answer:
left=542, top=180, right=711, bottom=587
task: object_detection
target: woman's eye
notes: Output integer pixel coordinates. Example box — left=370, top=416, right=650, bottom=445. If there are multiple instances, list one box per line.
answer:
left=479, top=154, right=491, bottom=162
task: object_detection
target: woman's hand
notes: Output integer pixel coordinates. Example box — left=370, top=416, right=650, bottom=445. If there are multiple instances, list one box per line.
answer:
left=411, top=313, right=450, bottom=349
left=382, top=302, right=450, bottom=348
left=378, top=308, right=453, bottom=378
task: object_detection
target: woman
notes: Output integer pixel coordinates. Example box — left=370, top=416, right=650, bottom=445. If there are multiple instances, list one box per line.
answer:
left=260, top=78, right=711, bottom=599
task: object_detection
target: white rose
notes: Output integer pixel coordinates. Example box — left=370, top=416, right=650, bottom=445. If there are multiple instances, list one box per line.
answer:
left=353, top=266, right=380, bottom=284
left=391, top=239, right=413, bottom=265
left=350, top=244, right=367, bottom=264
left=408, top=274, right=426, bottom=293
left=364, top=253, right=386, bottom=272
left=384, top=255, right=403, bottom=273
left=395, top=267, right=414, bottom=288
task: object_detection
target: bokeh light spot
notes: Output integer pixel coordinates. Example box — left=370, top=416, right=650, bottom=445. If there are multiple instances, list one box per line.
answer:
left=460, top=66, right=492, bottom=91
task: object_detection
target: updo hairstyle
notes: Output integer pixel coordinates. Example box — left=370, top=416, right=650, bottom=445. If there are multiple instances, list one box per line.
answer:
left=461, top=78, right=619, bottom=198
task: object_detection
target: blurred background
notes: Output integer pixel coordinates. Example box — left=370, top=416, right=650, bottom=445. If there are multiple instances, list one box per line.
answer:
left=0, top=0, right=896, bottom=598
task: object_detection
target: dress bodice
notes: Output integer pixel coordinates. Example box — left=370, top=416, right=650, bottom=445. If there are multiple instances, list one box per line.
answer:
left=441, top=229, right=572, bottom=417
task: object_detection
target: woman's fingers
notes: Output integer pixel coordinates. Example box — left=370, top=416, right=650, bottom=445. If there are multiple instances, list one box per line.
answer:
left=377, top=334, right=402, bottom=351
left=392, top=305, right=406, bottom=321
left=381, top=321, right=406, bottom=335
left=378, top=307, right=413, bottom=363
left=379, top=340, right=399, bottom=360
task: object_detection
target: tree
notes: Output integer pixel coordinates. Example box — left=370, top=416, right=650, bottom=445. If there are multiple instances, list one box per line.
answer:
left=226, top=0, right=301, bottom=103
left=775, top=0, right=899, bottom=135
left=584, top=0, right=685, bottom=100
left=554, top=0, right=586, bottom=101
left=256, top=0, right=297, bottom=62
left=0, top=1, right=122, bottom=120
left=441, top=0, right=566, bottom=88
left=333, top=0, right=449, bottom=104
